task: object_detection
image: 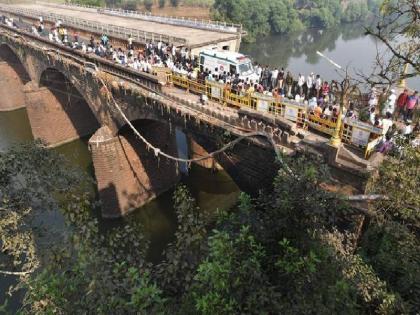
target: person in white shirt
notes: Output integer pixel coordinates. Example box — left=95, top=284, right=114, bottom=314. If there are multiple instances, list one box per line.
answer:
left=381, top=112, right=393, bottom=137
left=382, top=89, right=397, bottom=116
left=403, top=122, right=413, bottom=136
left=308, top=97, right=317, bottom=111
left=297, top=74, right=305, bottom=97
left=256, top=64, right=262, bottom=80
left=369, top=107, right=376, bottom=125
left=128, top=35, right=133, bottom=49
left=306, top=73, right=313, bottom=98
left=271, top=68, right=278, bottom=89
left=81, top=42, right=87, bottom=53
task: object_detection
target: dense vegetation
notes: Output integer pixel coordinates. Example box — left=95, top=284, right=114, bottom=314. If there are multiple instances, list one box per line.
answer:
left=1, top=140, right=419, bottom=314
left=68, top=0, right=381, bottom=40
left=213, top=0, right=382, bottom=41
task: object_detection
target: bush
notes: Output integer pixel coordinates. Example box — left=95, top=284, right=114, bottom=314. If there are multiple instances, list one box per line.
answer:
left=144, top=0, right=153, bottom=11
left=159, top=0, right=165, bottom=8
left=121, top=0, right=137, bottom=11
left=170, top=0, right=179, bottom=7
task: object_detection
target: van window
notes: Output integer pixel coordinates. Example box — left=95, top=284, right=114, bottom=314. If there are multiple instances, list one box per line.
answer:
left=238, top=62, right=253, bottom=74
left=200, top=56, right=205, bottom=65
left=230, top=64, right=236, bottom=74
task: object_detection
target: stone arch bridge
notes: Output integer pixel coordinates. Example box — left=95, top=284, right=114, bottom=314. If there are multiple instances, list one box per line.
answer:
left=0, top=25, right=304, bottom=218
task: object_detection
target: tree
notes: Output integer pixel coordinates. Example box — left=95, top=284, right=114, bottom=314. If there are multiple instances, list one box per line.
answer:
left=364, top=0, right=420, bottom=85
left=144, top=0, right=154, bottom=11
left=170, top=0, right=180, bottom=7
left=0, top=142, right=165, bottom=314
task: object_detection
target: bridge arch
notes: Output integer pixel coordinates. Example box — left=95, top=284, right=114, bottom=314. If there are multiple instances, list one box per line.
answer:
left=25, top=67, right=100, bottom=146
left=89, top=118, right=180, bottom=217
left=0, top=43, right=32, bottom=111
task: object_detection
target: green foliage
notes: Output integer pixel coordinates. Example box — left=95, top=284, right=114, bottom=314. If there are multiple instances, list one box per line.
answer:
left=275, top=238, right=321, bottom=274
left=366, top=144, right=420, bottom=224
left=2, top=141, right=418, bottom=315
left=358, top=221, right=419, bottom=312
left=213, top=0, right=376, bottom=41
left=192, top=226, right=272, bottom=315
left=155, top=185, right=208, bottom=297
left=71, top=0, right=104, bottom=6
left=342, top=1, right=369, bottom=23
left=144, top=0, right=153, bottom=11
left=122, top=0, right=138, bottom=10
left=158, top=0, right=165, bottom=8
left=170, top=0, right=180, bottom=7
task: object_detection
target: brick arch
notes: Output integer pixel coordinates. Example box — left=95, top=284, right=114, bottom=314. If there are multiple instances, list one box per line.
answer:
left=25, top=67, right=101, bottom=146
left=90, top=118, right=180, bottom=217
left=0, top=43, right=32, bottom=111
left=0, top=43, right=32, bottom=83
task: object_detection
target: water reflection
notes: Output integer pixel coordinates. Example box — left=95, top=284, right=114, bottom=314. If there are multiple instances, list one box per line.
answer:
left=242, top=24, right=419, bottom=88
left=0, top=108, right=33, bottom=151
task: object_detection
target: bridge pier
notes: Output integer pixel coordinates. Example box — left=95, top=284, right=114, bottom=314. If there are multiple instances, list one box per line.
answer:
left=0, top=61, right=27, bottom=111
left=89, top=123, right=180, bottom=218
left=189, top=133, right=278, bottom=194
left=187, top=134, right=222, bottom=171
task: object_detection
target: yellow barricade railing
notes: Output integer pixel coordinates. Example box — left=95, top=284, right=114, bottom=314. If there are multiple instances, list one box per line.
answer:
left=306, top=114, right=337, bottom=135
left=225, top=91, right=251, bottom=108
left=189, top=79, right=207, bottom=95
left=171, top=73, right=189, bottom=89
left=206, top=81, right=225, bottom=102
left=167, top=72, right=384, bottom=159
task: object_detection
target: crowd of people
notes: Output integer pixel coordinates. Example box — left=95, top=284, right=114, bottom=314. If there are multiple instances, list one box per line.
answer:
left=2, top=15, right=418, bottom=154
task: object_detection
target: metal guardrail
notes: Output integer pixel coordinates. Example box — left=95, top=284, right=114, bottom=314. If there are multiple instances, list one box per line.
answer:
left=98, top=8, right=241, bottom=34
left=0, top=5, right=188, bottom=45
left=0, top=22, right=161, bottom=91
left=63, top=3, right=242, bottom=34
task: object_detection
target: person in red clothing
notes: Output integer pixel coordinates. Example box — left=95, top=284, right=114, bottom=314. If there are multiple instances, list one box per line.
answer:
left=394, top=89, right=409, bottom=120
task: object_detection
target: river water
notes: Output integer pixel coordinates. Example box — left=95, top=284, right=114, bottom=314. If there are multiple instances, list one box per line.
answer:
left=242, top=25, right=419, bottom=89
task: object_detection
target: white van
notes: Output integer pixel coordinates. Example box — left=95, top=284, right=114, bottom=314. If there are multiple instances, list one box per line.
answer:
left=199, top=49, right=260, bottom=83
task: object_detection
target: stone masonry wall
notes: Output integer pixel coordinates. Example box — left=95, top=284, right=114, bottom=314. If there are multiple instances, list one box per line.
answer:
left=89, top=122, right=180, bottom=218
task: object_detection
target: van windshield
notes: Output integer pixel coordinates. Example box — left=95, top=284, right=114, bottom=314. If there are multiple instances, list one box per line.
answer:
left=238, top=62, right=253, bottom=75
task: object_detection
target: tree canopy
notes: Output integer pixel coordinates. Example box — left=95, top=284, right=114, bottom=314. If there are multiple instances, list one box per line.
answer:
left=212, top=0, right=379, bottom=41
left=1, top=141, right=419, bottom=314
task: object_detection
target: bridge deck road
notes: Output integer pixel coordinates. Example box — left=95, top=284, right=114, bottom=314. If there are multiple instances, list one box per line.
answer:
left=9, top=3, right=237, bottom=47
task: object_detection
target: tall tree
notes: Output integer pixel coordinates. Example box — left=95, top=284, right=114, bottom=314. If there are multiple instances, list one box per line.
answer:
left=364, top=0, right=420, bottom=84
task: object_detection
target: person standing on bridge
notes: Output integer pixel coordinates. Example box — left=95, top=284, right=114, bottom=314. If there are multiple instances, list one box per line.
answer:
left=306, top=73, right=314, bottom=99
left=271, top=68, right=278, bottom=90
left=128, top=35, right=133, bottom=50
left=395, top=89, right=409, bottom=120
left=285, top=71, right=294, bottom=98
left=277, top=67, right=285, bottom=93
left=315, top=74, right=322, bottom=99
left=297, top=73, right=305, bottom=98
left=101, top=34, right=109, bottom=47
left=405, top=91, right=418, bottom=123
